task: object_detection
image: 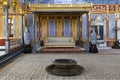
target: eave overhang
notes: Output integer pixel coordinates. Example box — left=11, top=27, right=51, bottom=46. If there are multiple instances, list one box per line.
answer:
left=28, top=4, right=92, bottom=13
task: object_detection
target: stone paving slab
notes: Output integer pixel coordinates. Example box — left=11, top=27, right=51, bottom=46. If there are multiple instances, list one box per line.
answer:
left=98, top=49, right=120, bottom=55
left=0, top=49, right=120, bottom=80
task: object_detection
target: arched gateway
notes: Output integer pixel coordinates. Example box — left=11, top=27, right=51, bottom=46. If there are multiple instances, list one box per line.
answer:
left=28, top=4, right=93, bottom=52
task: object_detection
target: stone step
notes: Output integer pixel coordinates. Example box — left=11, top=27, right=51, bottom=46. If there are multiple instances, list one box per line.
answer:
left=40, top=47, right=81, bottom=53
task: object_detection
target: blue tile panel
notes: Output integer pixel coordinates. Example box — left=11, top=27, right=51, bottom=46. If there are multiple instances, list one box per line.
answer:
left=49, top=19, right=55, bottom=36
left=64, top=19, right=70, bottom=36
left=27, top=0, right=119, bottom=4
left=109, top=14, right=115, bottom=39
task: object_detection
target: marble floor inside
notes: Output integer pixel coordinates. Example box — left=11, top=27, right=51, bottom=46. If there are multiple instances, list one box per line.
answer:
left=0, top=49, right=120, bottom=80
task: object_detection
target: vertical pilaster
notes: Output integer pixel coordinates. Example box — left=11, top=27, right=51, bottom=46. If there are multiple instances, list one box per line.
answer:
left=62, top=17, right=64, bottom=36
left=40, top=17, right=42, bottom=39
left=32, top=12, right=36, bottom=53
left=5, top=5, right=10, bottom=53
left=47, top=17, right=49, bottom=36
left=88, top=13, right=91, bottom=34
left=70, top=17, right=72, bottom=36
left=55, top=17, right=57, bottom=36
left=106, top=13, right=109, bottom=40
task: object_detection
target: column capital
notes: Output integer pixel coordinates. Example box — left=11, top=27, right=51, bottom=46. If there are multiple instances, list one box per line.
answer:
left=86, top=12, right=91, bottom=21
left=55, top=16, right=57, bottom=19
left=32, top=11, right=36, bottom=53
left=106, top=13, right=109, bottom=21
left=3, top=1, right=9, bottom=7
left=80, top=17, right=82, bottom=21
left=36, top=15, right=39, bottom=22
left=46, top=16, right=49, bottom=20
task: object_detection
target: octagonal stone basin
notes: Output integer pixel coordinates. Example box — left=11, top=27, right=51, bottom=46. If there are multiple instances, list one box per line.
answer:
left=53, top=59, right=77, bottom=69
left=46, top=59, right=85, bottom=76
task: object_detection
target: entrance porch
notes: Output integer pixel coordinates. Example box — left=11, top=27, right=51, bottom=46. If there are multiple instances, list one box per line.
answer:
left=28, top=4, right=92, bottom=53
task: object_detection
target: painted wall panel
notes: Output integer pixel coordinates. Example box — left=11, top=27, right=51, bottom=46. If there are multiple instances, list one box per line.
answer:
left=41, top=19, right=47, bottom=40
left=71, top=19, right=77, bottom=40
left=56, top=19, right=62, bottom=36
left=16, top=16, right=21, bottom=39
left=0, top=16, right=5, bottom=38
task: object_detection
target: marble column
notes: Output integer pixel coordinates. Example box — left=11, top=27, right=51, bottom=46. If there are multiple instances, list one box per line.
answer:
left=5, top=5, right=10, bottom=53
left=77, top=16, right=80, bottom=46
left=21, top=14, right=24, bottom=45
left=20, top=3, right=24, bottom=45
left=80, top=17, right=82, bottom=39
left=38, top=16, right=41, bottom=47
left=86, top=12, right=89, bottom=53
left=32, top=12, right=36, bottom=53
left=115, top=19, right=118, bottom=41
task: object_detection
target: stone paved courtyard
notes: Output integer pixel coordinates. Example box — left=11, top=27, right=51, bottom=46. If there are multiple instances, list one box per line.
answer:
left=0, top=49, right=120, bottom=80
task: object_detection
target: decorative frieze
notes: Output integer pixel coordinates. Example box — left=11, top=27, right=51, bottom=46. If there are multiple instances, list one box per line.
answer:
left=109, top=5, right=116, bottom=12
left=91, top=4, right=120, bottom=13
left=91, top=5, right=106, bottom=12
left=118, top=5, right=120, bottom=11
